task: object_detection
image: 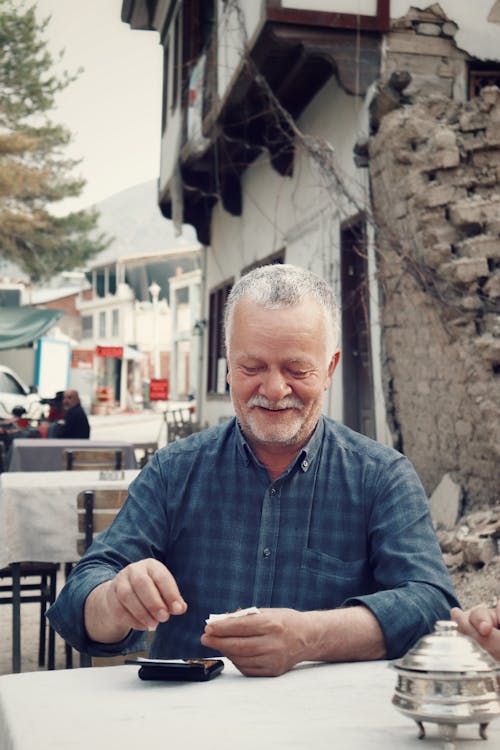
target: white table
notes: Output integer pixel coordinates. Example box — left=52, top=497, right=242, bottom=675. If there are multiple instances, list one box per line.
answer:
left=0, top=660, right=498, bottom=749
left=7, top=439, right=137, bottom=472
left=0, top=469, right=139, bottom=673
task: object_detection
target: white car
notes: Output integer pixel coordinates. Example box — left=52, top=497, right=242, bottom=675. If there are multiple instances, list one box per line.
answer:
left=0, top=364, right=43, bottom=420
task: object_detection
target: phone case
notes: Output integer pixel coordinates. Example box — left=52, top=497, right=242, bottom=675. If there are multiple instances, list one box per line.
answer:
left=125, top=658, right=225, bottom=682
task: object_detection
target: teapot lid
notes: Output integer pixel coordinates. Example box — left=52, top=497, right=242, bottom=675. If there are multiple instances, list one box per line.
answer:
left=393, top=620, right=498, bottom=673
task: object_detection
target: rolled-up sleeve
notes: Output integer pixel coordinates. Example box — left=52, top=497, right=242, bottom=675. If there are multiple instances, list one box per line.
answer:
left=343, top=454, right=459, bottom=658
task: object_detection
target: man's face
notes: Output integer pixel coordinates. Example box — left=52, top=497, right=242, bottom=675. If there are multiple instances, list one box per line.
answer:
left=227, top=297, right=339, bottom=452
left=62, top=391, right=77, bottom=410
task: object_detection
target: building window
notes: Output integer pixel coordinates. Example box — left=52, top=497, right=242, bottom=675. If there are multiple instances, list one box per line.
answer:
left=161, top=43, right=169, bottom=133
left=82, top=315, right=93, bottom=338
left=340, top=217, right=375, bottom=439
left=111, top=309, right=119, bottom=337
left=98, top=311, right=106, bottom=338
left=109, top=268, right=117, bottom=295
left=469, top=64, right=500, bottom=99
left=172, top=9, right=180, bottom=111
left=207, top=280, right=233, bottom=395
left=96, top=269, right=106, bottom=298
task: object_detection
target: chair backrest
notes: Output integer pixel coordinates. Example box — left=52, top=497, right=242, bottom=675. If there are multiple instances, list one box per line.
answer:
left=0, top=440, right=6, bottom=472
left=64, top=448, right=125, bottom=471
left=76, top=488, right=128, bottom=556
left=133, top=441, right=157, bottom=468
left=166, top=408, right=201, bottom=442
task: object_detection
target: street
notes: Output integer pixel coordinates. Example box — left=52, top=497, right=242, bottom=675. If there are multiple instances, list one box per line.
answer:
left=89, top=408, right=166, bottom=446
left=89, top=401, right=195, bottom=447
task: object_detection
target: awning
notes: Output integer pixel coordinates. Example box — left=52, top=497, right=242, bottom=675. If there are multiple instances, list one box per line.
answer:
left=0, top=307, right=62, bottom=349
left=94, top=344, right=144, bottom=361
left=123, top=346, right=144, bottom=361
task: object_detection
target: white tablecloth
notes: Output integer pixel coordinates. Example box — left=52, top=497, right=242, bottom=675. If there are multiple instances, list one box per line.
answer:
left=0, top=469, right=140, bottom=567
left=7, top=439, right=137, bottom=472
left=0, top=659, right=497, bottom=749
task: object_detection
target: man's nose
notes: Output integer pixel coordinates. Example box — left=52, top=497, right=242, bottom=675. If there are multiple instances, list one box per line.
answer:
left=259, top=370, right=291, bottom=401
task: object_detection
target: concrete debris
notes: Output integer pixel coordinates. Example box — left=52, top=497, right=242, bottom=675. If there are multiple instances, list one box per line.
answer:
left=429, top=473, right=463, bottom=529
left=437, top=505, right=500, bottom=572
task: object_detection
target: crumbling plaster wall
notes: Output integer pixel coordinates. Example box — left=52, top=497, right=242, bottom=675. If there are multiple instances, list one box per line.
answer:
left=367, top=7, right=500, bottom=510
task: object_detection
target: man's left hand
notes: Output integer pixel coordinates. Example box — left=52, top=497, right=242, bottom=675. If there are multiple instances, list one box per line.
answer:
left=201, top=608, right=314, bottom=676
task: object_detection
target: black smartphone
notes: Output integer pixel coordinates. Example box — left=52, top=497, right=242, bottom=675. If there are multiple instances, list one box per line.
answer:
left=125, top=657, right=225, bottom=682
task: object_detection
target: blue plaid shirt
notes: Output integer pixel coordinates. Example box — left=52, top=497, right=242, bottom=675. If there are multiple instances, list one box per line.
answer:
left=48, top=416, right=459, bottom=660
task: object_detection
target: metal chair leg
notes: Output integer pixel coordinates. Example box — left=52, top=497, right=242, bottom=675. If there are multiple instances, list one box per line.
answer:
left=11, top=563, right=21, bottom=674
left=38, top=574, right=47, bottom=667
left=64, top=562, right=74, bottom=668
left=47, top=569, right=57, bottom=670
left=80, top=652, right=92, bottom=667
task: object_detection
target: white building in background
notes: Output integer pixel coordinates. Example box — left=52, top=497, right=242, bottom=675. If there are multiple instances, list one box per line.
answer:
left=75, top=244, right=201, bottom=412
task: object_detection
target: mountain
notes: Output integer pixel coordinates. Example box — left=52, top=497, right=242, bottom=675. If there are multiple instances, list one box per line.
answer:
left=89, top=179, right=198, bottom=266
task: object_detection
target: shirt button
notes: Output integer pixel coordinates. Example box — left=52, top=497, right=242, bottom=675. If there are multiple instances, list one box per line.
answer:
left=301, top=459, right=309, bottom=470
left=263, top=548, right=271, bottom=558
left=270, top=488, right=277, bottom=496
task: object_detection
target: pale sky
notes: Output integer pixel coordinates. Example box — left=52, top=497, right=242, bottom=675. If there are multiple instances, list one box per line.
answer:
left=30, top=0, right=163, bottom=212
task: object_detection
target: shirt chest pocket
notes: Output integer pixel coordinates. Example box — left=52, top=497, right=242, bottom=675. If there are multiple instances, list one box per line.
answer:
left=295, top=547, right=370, bottom=611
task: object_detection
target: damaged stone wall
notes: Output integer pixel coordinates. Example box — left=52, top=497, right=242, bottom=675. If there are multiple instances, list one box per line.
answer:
left=366, top=5, right=500, bottom=510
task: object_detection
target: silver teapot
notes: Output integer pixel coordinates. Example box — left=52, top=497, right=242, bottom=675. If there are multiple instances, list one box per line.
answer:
left=391, top=620, right=500, bottom=748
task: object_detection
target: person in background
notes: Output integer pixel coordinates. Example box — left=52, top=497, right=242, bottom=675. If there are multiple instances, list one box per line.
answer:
left=47, top=391, right=65, bottom=422
left=451, top=603, right=500, bottom=660
left=48, top=264, right=458, bottom=677
left=51, top=389, right=90, bottom=439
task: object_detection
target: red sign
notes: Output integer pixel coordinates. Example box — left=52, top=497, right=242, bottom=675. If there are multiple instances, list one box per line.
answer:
left=71, top=349, right=94, bottom=370
left=96, top=345, right=123, bottom=358
left=150, top=378, right=169, bottom=401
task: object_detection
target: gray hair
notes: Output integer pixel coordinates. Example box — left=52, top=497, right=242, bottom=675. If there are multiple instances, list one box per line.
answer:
left=224, top=264, right=340, bottom=356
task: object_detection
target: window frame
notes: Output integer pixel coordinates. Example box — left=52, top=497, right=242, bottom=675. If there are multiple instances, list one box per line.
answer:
left=207, top=279, right=233, bottom=396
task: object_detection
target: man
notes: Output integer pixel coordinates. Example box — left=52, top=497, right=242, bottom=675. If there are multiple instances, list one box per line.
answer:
left=52, top=389, right=90, bottom=438
left=451, top=603, right=500, bottom=660
left=47, top=264, right=458, bottom=676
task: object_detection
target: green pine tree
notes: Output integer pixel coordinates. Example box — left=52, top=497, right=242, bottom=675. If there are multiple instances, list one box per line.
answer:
left=0, top=0, right=109, bottom=281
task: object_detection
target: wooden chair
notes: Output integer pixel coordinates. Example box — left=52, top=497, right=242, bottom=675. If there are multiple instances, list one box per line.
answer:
left=133, top=441, right=157, bottom=468
left=0, top=561, right=59, bottom=672
left=63, top=448, right=125, bottom=471
left=76, top=488, right=128, bottom=557
left=166, top=408, right=201, bottom=442
left=65, top=488, right=128, bottom=668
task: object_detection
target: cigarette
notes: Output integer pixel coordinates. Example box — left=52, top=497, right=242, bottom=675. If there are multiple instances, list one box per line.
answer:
left=205, top=606, right=260, bottom=624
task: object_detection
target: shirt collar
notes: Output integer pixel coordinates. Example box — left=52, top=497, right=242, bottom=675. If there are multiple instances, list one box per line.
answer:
left=234, top=415, right=325, bottom=474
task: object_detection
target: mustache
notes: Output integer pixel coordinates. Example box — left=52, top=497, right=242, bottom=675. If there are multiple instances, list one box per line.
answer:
left=247, top=394, right=304, bottom=410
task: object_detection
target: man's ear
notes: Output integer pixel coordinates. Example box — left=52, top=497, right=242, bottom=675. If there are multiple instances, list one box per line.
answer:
left=328, top=350, right=341, bottom=377
left=325, top=350, right=340, bottom=388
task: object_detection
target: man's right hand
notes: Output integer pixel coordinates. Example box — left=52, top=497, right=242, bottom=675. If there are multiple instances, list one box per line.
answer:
left=84, top=558, right=187, bottom=644
left=450, top=603, right=500, bottom=661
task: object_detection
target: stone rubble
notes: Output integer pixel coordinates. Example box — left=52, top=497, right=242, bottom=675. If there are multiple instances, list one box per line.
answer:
left=436, top=501, right=500, bottom=609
